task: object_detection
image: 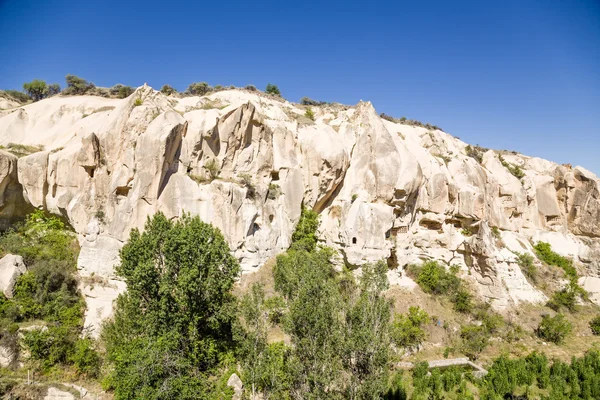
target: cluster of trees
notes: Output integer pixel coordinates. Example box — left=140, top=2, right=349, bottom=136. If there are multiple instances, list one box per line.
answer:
left=2, top=208, right=600, bottom=399
left=0, top=210, right=99, bottom=376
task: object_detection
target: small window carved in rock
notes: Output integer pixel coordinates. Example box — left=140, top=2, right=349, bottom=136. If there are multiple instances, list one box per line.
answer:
left=83, top=166, right=95, bottom=178
left=116, top=186, right=130, bottom=197
left=546, top=215, right=560, bottom=223
left=352, top=237, right=357, bottom=244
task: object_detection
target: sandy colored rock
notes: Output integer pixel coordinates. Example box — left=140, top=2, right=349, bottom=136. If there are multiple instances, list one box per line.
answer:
left=0, top=254, right=26, bottom=298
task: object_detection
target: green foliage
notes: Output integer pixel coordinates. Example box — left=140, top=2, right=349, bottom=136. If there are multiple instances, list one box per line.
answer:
left=265, top=83, right=281, bottom=96
left=408, top=261, right=461, bottom=295
left=536, top=313, right=573, bottom=344
left=304, top=108, right=315, bottom=121
left=204, top=158, right=220, bottom=180
left=48, top=83, right=61, bottom=96
left=267, top=183, right=280, bottom=200
left=245, top=84, right=257, bottom=91
left=0, top=210, right=89, bottom=373
left=187, top=81, right=212, bottom=96
left=69, top=338, right=101, bottom=377
left=64, top=74, right=94, bottom=95
left=534, top=242, right=577, bottom=280
left=300, top=97, right=326, bottom=106
left=133, top=97, right=143, bottom=107
left=460, top=324, right=490, bottom=359
left=2, top=89, right=31, bottom=103
left=390, top=306, right=429, bottom=352
left=22, top=79, right=48, bottom=101
left=465, top=145, right=487, bottom=163
left=547, top=282, right=579, bottom=312
left=160, top=84, right=176, bottom=95
left=516, top=252, right=537, bottom=283
left=102, top=212, right=240, bottom=399
left=452, top=289, right=473, bottom=313
left=499, top=155, right=526, bottom=179
left=290, top=205, right=319, bottom=252
left=272, top=250, right=392, bottom=399
left=116, top=85, right=134, bottom=99
left=589, top=315, right=600, bottom=335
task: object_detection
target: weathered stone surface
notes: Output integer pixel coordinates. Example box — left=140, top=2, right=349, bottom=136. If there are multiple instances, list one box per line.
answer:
left=227, top=373, right=243, bottom=400
left=0, top=85, right=599, bottom=322
left=0, top=254, right=26, bottom=298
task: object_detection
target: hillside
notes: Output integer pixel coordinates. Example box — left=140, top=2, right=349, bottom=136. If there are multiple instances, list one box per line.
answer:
left=0, top=84, right=599, bottom=398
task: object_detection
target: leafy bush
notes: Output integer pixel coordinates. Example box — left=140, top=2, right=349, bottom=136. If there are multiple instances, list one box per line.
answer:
left=69, top=338, right=100, bottom=377
left=547, top=283, right=578, bottom=312
left=22, top=79, right=48, bottom=101
left=204, top=158, right=220, bottom=180
left=111, top=85, right=134, bottom=99
left=533, top=242, right=577, bottom=279
left=460, top=324, right=490, bottom=359
left=407, top=261, right=461, bottom=295
left=64, top=74, right=94, bottom=95
left=267, top=183, right=280, bottom=200
left=245, top=85, right=257, bottom=91
left=465, top=145, right=486, bottom=163
left=102, top=212, right=240, bottom=399
left=499, top=155, right=525, bottom=179
left=290, top=205, right=319, bottom=252
left=265, top=83, right=281, bottom=96
left=187, top=81, right=212, bottom=96
left=160, top=84, right=176, bottom=95
left=590, top=315, right=600, bottom=335
left=452, top=289, right=473, bottom=313
left=304, top=107, right=315, bottom=121
left=516, top=252, right=536, bottom=283
left=300, top=97, right=326, bottom=106
left=48, top=83, right=61, bottom=96
left=133, top=97, right=143, bottom=107
left=390, top=306, right=429, bottom=351
left=536, top=313, right=572, bottom=344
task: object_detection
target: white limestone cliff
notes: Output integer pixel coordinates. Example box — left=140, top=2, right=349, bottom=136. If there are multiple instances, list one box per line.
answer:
left=1, top=85, right=599, bottom=335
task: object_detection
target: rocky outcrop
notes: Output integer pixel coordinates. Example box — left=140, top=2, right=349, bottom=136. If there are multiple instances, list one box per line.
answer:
left=1, top=85, right=599, bottom=325
left=0, top=254, right=26, bottom=298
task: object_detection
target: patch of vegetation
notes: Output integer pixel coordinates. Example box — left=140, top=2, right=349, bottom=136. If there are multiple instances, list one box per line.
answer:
left=465, top=144, right=488, bottom=163
left=238, top=173, right=256, bottom=199
left=499, top=155, right=525, bottom=179
left=22, top=79, right=60, bottom=101
left=407, top=261, right=461, bottom=295
left=351, top=193, right=358, bottom=202
left=245, top=85, right=257, bottom=91
left=63, top=74, right=95, bottom=95
left=0, top=143, right=44, bottom=158
left=265, top=83, right=281, bottom=96
left=204, top=158, right=220, bottom=180
left=188, top=173, right=209, bottom=184
left=300, top=97, right=326, bottom=106
left=187, top=81, right=213, bottom=96
left=1, top=89, right=31, bottom=103
left=102, top=213, right=240, bottom=398
left=133, top=97, right=143, bottom=107
left=533, top=242, right=577, bottom=280
left=589, top=315, right=600, bottom=335
left=0, top=210, right=97, bottom=376
left=516, top=252, right=537, bottom=283
left=536, top=313, right=573, bottom=344
left=390, top=306, right=429, bottom=352
left=290, top=205, right=319, bottom=252
left=267, top=183, right=280, bottom=200
left=378, top=113, right=442, bottom=130
left=160, top=84, right=177, bottom=95
left=547, top=281, right=583, bottom=312
left=110, top=84, right=134, bottom=99
left=304, top=107, right=315, bottom=121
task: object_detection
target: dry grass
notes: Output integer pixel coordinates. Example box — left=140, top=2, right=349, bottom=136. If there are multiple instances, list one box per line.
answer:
left=0, top=143, right=44, bottom=158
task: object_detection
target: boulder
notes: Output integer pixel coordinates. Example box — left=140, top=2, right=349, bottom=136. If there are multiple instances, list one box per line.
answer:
left=0, top=254, right=26, bottom=298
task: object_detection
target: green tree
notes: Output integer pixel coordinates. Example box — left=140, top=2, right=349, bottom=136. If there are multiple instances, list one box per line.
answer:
left=160, top=84, right=176, bottom=95
left=590, top=315, right=600, bottom=335
left=22, top=79, right=48, bottom=101
left=265, top=83, right=281, bottom=96
left=48, top=83, right=61, bottom=96
left=64, top=74, right=94, bottom=95
left=102, top=212, right=240, bottom=399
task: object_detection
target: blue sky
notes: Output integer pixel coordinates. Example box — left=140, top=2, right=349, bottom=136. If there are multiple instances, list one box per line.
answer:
left=1, top=0, right=599, bottom=173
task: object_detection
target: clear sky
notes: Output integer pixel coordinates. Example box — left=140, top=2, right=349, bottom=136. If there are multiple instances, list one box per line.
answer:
left=1, top=0, right=599, bottom=173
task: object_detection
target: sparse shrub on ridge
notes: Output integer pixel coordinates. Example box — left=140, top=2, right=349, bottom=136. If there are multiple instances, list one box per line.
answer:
left=3, top=89, right=32, bottom=103
left=160, top=84, right=176, bottom=95
left=305, top=108, right=315, bottom=121
left=187, top=81, right=213, bottom=96
left=265, top=83, right=281, bottom=96
left=300, top=97, right=326, bottom=106
left=22, top=79, right=49, bottom=101
left=64, top=74, right=95, bottom=95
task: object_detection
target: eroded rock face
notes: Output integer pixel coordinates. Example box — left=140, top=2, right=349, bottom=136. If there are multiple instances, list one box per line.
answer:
left=1, top=85, right=600, bottom=327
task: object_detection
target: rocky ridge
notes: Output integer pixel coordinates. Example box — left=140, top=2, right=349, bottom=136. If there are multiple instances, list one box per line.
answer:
left=0, top=85, right=599, bottom=335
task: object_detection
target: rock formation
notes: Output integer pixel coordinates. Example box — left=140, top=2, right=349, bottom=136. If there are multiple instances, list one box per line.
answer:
left=1, top=85, right=599, bottom=335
